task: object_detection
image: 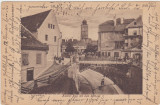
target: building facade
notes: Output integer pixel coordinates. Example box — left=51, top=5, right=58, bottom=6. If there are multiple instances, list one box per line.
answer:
left=122, top=16, right=143, bottom=60
left=81, top=20, right=88, bottom=41
left=21, top=25, right=49, bottom=82
left=21, top=10, right=62, bottom=66
left=98, top=18, right=134, bottom=59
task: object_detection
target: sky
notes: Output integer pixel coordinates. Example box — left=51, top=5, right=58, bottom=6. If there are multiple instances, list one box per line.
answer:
left=22, top=9, right=142, bottom=40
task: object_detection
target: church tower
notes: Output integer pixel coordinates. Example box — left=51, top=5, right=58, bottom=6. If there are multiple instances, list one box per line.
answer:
left=81, top=20, right=88, bottom=41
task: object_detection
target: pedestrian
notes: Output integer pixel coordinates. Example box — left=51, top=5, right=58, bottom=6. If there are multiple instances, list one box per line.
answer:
left=101, top=78, right=104, bottom=86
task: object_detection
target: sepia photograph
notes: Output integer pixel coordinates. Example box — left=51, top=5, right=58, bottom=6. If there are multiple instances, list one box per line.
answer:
left=20, top=9, right=143, bottom=94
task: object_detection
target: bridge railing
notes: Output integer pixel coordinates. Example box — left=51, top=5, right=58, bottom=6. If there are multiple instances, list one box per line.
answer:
left=21, top=62, right=71, bottom=94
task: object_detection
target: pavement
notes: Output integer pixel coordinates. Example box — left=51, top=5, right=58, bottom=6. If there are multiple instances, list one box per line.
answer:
left=78, top=69, right=123, bottom=94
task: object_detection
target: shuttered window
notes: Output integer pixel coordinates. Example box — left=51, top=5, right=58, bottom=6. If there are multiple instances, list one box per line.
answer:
left=54, top=36, right=56, bottom=42
left=22, top=54, right=29, bottom=66
left=48, top=24, right=50, bottom=28
left=45, top=35, right=48, bottom=41
left=36, top=53, right=41, bottom=64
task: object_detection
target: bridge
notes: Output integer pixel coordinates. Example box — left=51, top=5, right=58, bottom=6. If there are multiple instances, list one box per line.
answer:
left=79, top=60, right=127, bottom=65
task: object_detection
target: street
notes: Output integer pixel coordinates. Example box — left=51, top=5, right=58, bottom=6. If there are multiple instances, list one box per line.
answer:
left=78, top=69, right=123, bottom=94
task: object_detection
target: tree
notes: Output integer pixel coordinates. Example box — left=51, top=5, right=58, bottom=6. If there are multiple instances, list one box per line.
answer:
left=84, top=44, right=98, bottom=54
left=65, top=42, right=75, bottom=53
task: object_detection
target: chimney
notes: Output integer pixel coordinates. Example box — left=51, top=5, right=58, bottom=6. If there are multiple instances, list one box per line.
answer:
left=121, top=17, right=124, bottom=24
left=113, top=14, right=116, bottom=26
left=114, top=19, right=116, bottom=26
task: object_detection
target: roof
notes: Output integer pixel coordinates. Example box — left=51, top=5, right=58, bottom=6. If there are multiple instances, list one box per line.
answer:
left=99, top=18, right=135, bottom=32
left=82, top=20, right=87, bottom=25
left=21, top=25, right=49, bottom=51
left=99, top=20, right=114, bottom=26
left=21, top=10, right=51, bottom=32
left=126, top=15, right=143, bottom=28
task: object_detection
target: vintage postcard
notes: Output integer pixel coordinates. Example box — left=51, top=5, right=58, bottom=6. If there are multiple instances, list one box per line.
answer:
left=1, top=1, right=160, bottom=105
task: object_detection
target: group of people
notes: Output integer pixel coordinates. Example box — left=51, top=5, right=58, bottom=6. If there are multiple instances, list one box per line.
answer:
left=54, top=56, right=64, bottom=64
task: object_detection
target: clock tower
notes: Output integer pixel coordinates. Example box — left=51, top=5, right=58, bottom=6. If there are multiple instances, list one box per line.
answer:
left=81, top=20, right=88, bottom=41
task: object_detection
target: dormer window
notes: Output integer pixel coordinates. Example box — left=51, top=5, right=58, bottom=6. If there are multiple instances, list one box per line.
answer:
left=134, top=22, right=137, bottom=25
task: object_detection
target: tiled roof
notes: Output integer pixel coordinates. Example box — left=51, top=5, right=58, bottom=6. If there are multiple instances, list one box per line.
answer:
left=99, top=18, right=135, bottom=32
left=21, top=25, right=49, bottom=51
left=126, top=15, right=143, bottom=28
left=99, top=20, right=114, bottom=26
left=99, top=25, right=115, bottom=32
left=123, top=19, right=135, bottom=25
left=21, top=10, right=51, bottom=32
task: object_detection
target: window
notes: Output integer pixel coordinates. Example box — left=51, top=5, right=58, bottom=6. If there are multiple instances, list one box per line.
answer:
left=114, top=52, right=119, bottom=57
left=115, top=41, right=123, bottom=49
left=125, top=53, right=129, bottom=59
left=48, top=24, right=50, bottom=28
left=36, top=53, right=41, bottom=64
left=22, top=54, right=29, bottom=66
left=51, top=24, right=52, bottom=29
left=133, top=31, right=137, bottom=35
left=54, top=36, right=56, bottom=42
left=48, top=24, right=55, bottom=29
left=125, top=29, right=128, bottom=34
left=108, top=52, right=110, bottom=56
left=102, top=52, right=104, bottom=56
left=45, top=35, right=48, bottom=41
left=134, top=22, right=137, bottom=25
left=52, top=25, right=55, bottom=29
left=126, top=43, right=128, bottom=47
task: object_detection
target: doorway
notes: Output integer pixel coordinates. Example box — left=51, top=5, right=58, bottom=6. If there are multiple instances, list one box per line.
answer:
left=27, top=67, right=34, bottom=81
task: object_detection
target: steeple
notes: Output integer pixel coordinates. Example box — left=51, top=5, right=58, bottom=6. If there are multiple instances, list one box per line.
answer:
left=81, top=19, right=88, bottom=40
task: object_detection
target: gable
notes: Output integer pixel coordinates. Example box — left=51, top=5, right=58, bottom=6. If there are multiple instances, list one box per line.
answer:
left=21, top=25, right=49, bottom=51
left=126, top=16, right=143, bottom=28
left=21, top=10, right=51, bottom=32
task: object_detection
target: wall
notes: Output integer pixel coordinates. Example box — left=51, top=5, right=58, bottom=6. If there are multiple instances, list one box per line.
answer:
left=128, top=27, right=142, bottom=35
left=98, top=32, right=124, bottom=52
left=21, top=50, right=47, bottom=82
left=81, top=24, right=88, bottom=39
left=125, top=27, right=142, bottom=49
left=37, top=10, right=62, bottom=64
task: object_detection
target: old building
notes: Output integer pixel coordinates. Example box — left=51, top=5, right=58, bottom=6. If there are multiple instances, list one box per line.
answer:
left=81, top=20, right=88, bottom=41
left=61, top=39, right=87, bottom=54
left=73, top=40, right=87, bottom=54
left=21, top=10, right=62, bottom=66
left=21, top=25, right=49, bottom=82
left=122, top=16, right=143, bottom=60
left=98, top=17, right=134, bottom=59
